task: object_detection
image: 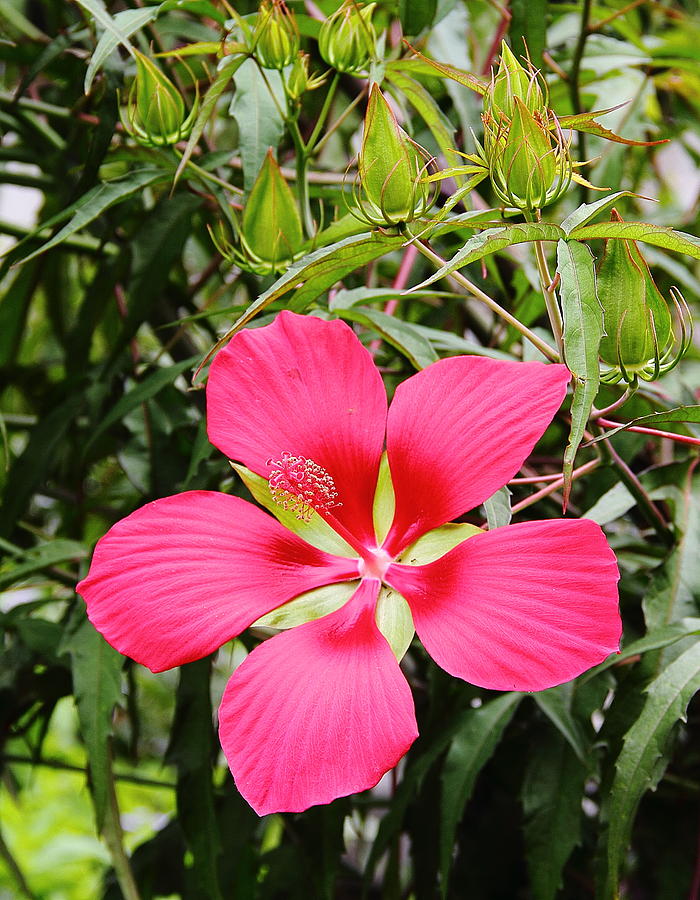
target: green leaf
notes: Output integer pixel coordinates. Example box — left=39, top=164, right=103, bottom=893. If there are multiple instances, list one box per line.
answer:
left=584, top=405, right=700, bottom=444
left=601, top=639, right=700, bottom=898
left=335, top=306, right=438, bottom=370
left=86, top=356, right=197, bottom=451
left=439, top=693, right=522, bottom=896
left=398, top=0, right=437, bottom=35
left=385, top=69, right=462, bottom=182
left=398, top=42, right=487, bottom=94
left=560, top=191, right=638, bottom=234
left=557, top=240, right=603, bottom=506
left=173, top=53, right=246, bottom=188
left=522, top=732, right=587, bottom=900
left=409, top=223, right=565, bottom=290
left=75, top=0, right=138, bottom=58
left=568, top=220, right=700, bottom=260
left=85, top=6, right=162, bottom=93
left=230, top=58, right=286, bottom=193
left=9, top=168, right=168, bottom=266
left=194, top=232, right=404, bottom=379
left=166, top=659, right=223, bottom=900
left=556, top=114, right=667, bottom=147
left=533, top=682, right=588, bottom=763
left=59, top=608, right=123, bottom=830
left=582, top=618, right=700, bottom=681
left=0, top=539, right=87, bottom=590
left=483, top=485, right=512, bottom=530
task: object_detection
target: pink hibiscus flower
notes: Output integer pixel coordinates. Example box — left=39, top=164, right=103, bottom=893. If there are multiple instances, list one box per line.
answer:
left=77, top=311, right=620, bottom=815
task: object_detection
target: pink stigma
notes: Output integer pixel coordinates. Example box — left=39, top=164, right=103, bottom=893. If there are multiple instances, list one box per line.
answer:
left=267, top=452, right=341, bottom=522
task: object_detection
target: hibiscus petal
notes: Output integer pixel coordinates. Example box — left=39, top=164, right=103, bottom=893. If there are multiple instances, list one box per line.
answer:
left=218, top=579, right=418, bottom=815
left=386, top=519, right=620, bottom=692
left=206, top=311, right=387, bottom=548
left=77, top=491, right=358, bottom=673
left=384, top=356, right=570, bottom=552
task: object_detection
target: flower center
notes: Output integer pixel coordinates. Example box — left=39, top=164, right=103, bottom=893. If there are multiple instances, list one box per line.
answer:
left=358, top=547, right=393, bottom=581
left=267, top=451, right=341, bottom=522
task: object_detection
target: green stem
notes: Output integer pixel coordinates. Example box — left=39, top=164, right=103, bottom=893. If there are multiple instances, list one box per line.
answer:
left=288, top=117, right=315, bottom=237
left=305, top=72, right=340, bottom=154
left=100, top=746, right=142, bottom=900
left=525, top=210, right=565, bottom=358
left=178, top=155, right=243, bottom=196
left=415, top=238, right=560, bottom=363
left=313, top=86, right=366, bottom=154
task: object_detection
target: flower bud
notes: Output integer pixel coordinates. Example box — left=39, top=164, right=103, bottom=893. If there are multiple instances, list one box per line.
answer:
left=233, top=149, right=304, bottom=274
left=121, top=50, right=197, bottom=147
left=355, top=84, right=434, bottom=227
left=485, top=41, right=546, bottom=120
left=318, top=1, right=376, bottom=74
left=485, top=97, right=571, bottom=211
left=286, top=52, right=326, bottom=102
left=253, top=0, right=299, bottom=70
left=596, top=211, right=689, bottom=383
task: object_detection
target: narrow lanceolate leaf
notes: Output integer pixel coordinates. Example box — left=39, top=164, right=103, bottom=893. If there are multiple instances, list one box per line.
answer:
left=400, top=42, right=487, bottom=94
left=439, top=693, right=522, bottom=897
left=385, top=68, right=462, bottom=181
left=584, top=406, right=700, bottom=444
left=59, top=609, right=123, bottom=830
left=8, top=168, right=168, bottom=266
left=409, top=223, right=565, bottom=291
left=522, top=732, right=588, bottom=900
left=166, top=659, right=223, bottom=900
left=75, top=0, right=138, bottom=57
left=193, top=231, right=404, bottom=380
left=556, top=114, right=667, bottom=147
left=533, top=682, right=588, bottom=763
left=643, top=461, right=700, bottom=659
left=84, top=6, right=162, bottom=93
left=0, top=539, right=87, bottom=590
left=560, top=191, right=638, bottom=235
left=583, top=618, right=700, bottom=680
left=568, top=221, right=700, bottom=260
left=601, top=640, right=700, bottom=899
left=556, top=240, right=602, bottom=507
left=85, top=356, right=197, bottom=451
left=174, top=53, right=246, bottom=188
left=335, top=306, right=438, bottom=370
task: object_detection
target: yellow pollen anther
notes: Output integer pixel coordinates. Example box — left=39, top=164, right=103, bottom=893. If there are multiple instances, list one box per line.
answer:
left=267, top=451, right=341, bottom=522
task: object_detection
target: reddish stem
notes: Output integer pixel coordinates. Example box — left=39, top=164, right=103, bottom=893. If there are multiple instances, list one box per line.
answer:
left=598, top=419, right=700, bottom=448
left=368, top=243, right=418, bottom=355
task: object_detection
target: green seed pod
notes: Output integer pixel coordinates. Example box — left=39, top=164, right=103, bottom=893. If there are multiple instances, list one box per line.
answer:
left=253, top=0, right=299, bottom=70
left=121, top=50, right=197, bottom=147
left=318, top=1, right=376, bottom=74
left=485, top=41, right=546, bottom=120
left=239, top=149, right=304, bottom=274
left=355, top=84, right=434, bottom=226
left=485, top=98, right=571, bottom=211
left=597, top=211, right=676, bottom=382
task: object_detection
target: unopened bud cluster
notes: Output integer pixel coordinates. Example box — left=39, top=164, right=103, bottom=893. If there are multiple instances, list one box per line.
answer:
left=480, top=43, right=571, bottom=211
left=252, top=0, right=299, bottom=70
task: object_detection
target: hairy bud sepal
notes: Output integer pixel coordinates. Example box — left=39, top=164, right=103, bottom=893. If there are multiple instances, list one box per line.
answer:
left=213, top=149, right=304, bottom=275
left=353, top=84, right=436, bottom=227
left=597, top=211, right=692, bottom=384
left=121, top=50, right=197, bottom=147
